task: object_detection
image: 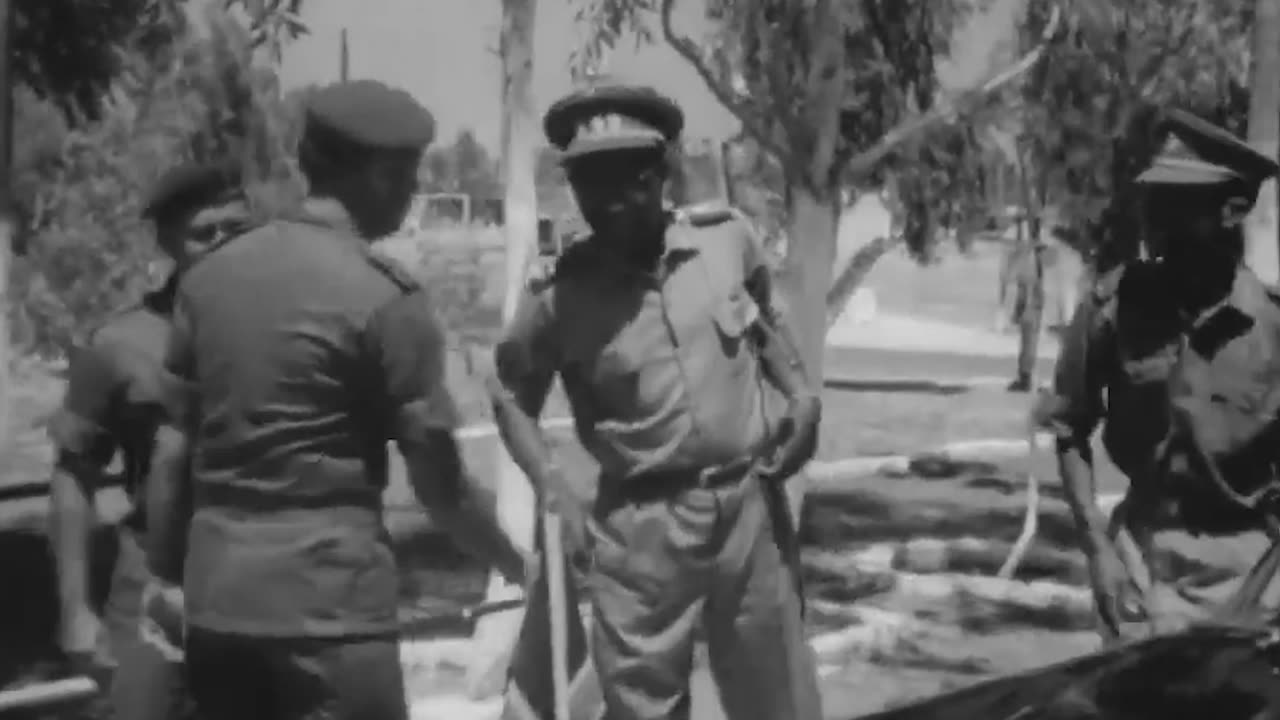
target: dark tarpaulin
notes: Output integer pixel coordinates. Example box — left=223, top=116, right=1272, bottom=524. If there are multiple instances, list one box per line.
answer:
left=856, top=625, right=1280, bottom=720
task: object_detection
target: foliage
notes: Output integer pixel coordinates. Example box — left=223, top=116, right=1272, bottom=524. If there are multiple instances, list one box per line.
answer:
left=572, top=0, right=1002, bottom=277
left=574, top=0, right=974, bottom=192
left=226, top=0, right=309, bottom=63
left=13, top=3, right=306, bottom=356
left=11, top=0, right=188, bottom=122
left=1018, top=0, right=1253, bottom=269
left=887, top=115, right=996, bottom=260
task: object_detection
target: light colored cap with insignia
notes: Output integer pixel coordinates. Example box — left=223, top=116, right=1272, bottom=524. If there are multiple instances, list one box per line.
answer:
left=544, top=82, right=684, bottom=161
left=1136, top=109, right=1280, bottom=187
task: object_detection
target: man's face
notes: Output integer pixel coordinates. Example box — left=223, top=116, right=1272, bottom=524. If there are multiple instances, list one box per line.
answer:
left=155, top=212, right=213, bottom=273
left=1142, top=185, right=1232, bottom=266
left=566, top=148, right=667, bottom=245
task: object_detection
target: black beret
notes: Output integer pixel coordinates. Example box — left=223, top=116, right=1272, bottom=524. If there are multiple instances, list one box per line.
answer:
left=304, top=79, right=435, bottom=151
left=142, top=161, right=242, bottom=221
left=1136, top=109, right=1280, bottom=187
left=543, top=82, right=683, bottom=161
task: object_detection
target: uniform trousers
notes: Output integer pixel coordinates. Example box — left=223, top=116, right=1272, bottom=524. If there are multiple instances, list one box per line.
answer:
left=184, top=628, right=407, bottom=720
left=587, top=467, right=822, bottom=720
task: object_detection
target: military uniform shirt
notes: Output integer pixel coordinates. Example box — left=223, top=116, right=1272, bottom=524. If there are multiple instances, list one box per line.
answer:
left=50, top=282, right=180, bottom=531
left=495, top=213, right=787, bottom=484
left=1044, top=264, right=1280, bottom=491
left=166, top=199, right=458, bottom=638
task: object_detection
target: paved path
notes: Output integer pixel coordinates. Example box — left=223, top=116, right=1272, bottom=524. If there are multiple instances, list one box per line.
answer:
left=825, top=345, right=1055, bottom=386
left=828, top=312, right=1061, bottom=361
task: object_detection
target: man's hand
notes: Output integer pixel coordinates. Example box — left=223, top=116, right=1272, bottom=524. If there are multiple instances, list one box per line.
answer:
left=139, top=579, right=186, bottom=662
left=1087, top=544, right=1145, bottom=642
left=537, top=467, right=590, bottom=569
left=758, top=394, right=821, bottom=481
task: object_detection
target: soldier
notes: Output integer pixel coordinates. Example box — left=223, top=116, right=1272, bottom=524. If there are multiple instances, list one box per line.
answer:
left=143, top=80, right=530, bottom=720
left=491, top=83, right=823, bottom=720
left=48, top=160, right=247, bottom=719
left=1038, top=109, right=1280, bottom=643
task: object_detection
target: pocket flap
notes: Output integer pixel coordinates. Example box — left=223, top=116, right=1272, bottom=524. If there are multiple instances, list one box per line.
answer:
left=713, top=288, right=759, bottom=339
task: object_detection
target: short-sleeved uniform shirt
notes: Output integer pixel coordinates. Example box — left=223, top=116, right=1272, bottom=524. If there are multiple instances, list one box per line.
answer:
left=49, top=281, right=179, bottom=531
left=167, top=199, right=458, bottom=638
left=1042, top=263, right=1280, bottom=522
left=495, top=212, right=787, bottom=486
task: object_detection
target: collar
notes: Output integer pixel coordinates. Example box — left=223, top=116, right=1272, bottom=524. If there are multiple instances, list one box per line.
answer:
left=293, top=197, right=360, bottom=237
left=627, top=220, right=701, bottom=281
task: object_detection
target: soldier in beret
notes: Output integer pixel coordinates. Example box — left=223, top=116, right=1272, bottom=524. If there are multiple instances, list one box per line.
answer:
left=1038, top=109, right=1280, bottom=642
left=491, top=82, right=822, bottom=719
left=143, top=80, right=530, bottom=720
left=47, top=159, right=247, bottom=720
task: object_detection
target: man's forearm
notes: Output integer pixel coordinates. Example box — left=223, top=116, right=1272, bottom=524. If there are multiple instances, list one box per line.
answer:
left=430, top=480, right=526, bottom=578
left=145, top=425, right=192, bottom=584
left=1057, top=437, right=1111, bottom=554
left=490, top=384, right=558, bottom=497
left=49, top=468, right=96, bottom=620
left=404, top=437, right=526, bottom=581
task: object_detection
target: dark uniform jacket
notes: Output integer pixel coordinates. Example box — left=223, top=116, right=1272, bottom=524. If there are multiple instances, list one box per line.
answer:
left=165, top=199, right=458, bottom=638
left=1042, top=262, right=1280, bottom=531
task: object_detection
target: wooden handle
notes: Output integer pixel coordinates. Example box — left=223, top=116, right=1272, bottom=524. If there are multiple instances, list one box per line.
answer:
left=544, top=512, right=572, bottom=720
left=0, top=676, right=99, bottom=713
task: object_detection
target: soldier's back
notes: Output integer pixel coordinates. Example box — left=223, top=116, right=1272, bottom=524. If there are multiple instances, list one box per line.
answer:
left=178, top=202, right=416, bottom=638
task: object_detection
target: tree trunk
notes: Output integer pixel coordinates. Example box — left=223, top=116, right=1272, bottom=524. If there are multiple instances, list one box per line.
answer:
left=0, top=0, right=12, bottom=451
left=1013, top=242, right=1044, bottom=391
left=1245, top=0, right=1280, bottom=283
left=778, top=186, right=840, bottom=525
left=467, top=0, right=538, bottom=700
left=1010, top=148, right=1045, bottom=391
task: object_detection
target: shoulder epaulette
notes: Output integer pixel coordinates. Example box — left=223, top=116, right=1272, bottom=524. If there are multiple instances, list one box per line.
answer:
left=364, top=246, right=422, bottom=293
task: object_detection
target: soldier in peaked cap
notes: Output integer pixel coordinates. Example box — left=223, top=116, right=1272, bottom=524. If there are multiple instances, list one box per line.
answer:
left=492, top=81, right=823, bottom=720
left=1037, top=109, right=1280, bottom=644
left=47, top=159, right=247, bottom=720
left=145, top=80, right=530, bottom=720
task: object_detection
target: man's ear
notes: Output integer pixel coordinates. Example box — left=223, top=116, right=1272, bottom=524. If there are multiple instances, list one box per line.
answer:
left=1221, top=195, right=1254, bottom=229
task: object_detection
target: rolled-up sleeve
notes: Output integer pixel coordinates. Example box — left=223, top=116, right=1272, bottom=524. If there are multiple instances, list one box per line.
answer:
left=159, top=294, right=199, bottom=430
left=493, top=288, right=559, bottom=418
left=1036, top=296, right=1111, bottom=440
left=49, top=339, right=122, bottom=468
left=364, top=290, right=460, bottom=445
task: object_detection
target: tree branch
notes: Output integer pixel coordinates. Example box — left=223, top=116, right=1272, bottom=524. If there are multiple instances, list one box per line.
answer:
left=658, top=0, right=791, bottom=165
left=841, top=4, right=1062, bottom=180
left=825, top=232, right=902, bottom=328
left=1132, top=7, right=1197, bottom=102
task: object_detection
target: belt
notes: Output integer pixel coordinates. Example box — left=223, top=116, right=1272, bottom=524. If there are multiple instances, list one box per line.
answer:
left=196, top=482, right=383, bottom=515
left=598, top=452, right=764, bottom=508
